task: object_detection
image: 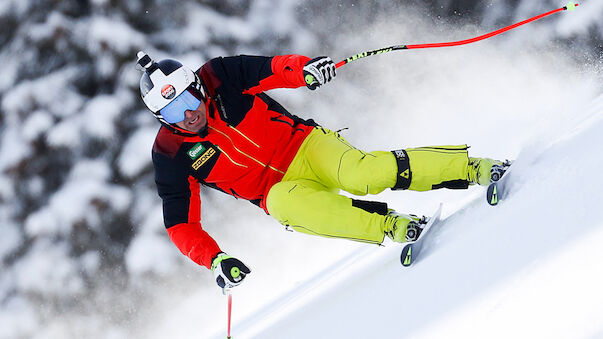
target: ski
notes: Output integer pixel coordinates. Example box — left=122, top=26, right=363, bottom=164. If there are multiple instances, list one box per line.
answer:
left=486, top=160, right=513, bottom=206
left=400, top=204, right=443, bottom=267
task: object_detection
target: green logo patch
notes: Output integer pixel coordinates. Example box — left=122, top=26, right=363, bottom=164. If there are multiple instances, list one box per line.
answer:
left=188, top=143, right=206, bottom=160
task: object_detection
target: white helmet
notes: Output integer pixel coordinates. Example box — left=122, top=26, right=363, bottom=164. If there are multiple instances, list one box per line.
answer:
left=136, top=51, right=205, bottom=129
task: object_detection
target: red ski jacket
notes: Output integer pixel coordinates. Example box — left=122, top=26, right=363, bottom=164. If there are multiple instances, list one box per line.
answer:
left=152, top=54, right=316, bottom=268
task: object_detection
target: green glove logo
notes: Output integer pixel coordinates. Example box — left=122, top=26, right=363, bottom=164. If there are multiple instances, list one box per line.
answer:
left=305, top=74, right=316, bottom=85
left=231, top=267, right=241, bottom=279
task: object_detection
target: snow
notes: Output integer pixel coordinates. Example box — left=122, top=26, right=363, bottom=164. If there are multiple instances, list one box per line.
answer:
left=26, top=12, right=70, bottom=42
left=0, top=295, right=38, bottom=338
left=22, top=110, right=54, bottom=141
left=82, top=95, right=122, bottom=140
left=13, top=239, right=85, bottom=297
left=126, top=231, right=179, bottom=276
left=0, top=220, right=21, bottom=260
left=2, top=68, right=84, bottom=118
left=117, top=125, right=157, bottom=178
left=419, top=228, right=603, bottom=339
left=0, top=53, right=19, bottom=93
left=0, top=122, right=31, bottom=171
left=125, top=207, right=181, bottom=276
left=46, top=94, right=123, bottom=146
left=78, top=250, right=101, bottom=277
left=25, top=160, right=132, bottom=236
left=0, top=0, right=31, bottom=17
left=46, top=119, right=82, bottom=147
left=86, top=15, right=146, bottom=55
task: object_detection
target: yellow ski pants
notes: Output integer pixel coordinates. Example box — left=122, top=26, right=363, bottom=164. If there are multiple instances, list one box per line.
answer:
left=266, top=127, right=470, bottom=244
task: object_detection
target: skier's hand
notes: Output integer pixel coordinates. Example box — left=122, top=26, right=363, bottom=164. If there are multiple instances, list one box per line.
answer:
left=303, top=56, right=336, bottom=90
left=211, top=252, right=251, bottom=289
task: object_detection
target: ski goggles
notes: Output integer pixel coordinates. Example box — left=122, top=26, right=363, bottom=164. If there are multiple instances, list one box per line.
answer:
left=159, top=88, right=202, bottom=124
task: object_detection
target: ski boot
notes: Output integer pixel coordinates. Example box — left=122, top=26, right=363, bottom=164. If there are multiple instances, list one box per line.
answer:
left=385, top=211, right=429, bottom=243
left=468, top=158, right=511, bottom=186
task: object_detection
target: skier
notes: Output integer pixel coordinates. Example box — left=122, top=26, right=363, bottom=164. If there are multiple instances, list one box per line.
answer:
left=136, top=52, right=504, bottom=290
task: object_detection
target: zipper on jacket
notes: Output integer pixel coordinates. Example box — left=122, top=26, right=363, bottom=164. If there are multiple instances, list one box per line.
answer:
left=228, top=125, right=260, bottom=148
left=215, top=145, right=248, bottom=168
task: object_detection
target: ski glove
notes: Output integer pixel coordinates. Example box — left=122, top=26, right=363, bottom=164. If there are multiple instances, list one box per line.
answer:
left=303, top=56, right=336, bottom=90
left=211, top=252, right=251, bottom=289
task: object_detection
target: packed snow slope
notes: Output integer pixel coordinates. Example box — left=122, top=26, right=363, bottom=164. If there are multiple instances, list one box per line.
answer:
left=236, top=94, right=603, bottom=339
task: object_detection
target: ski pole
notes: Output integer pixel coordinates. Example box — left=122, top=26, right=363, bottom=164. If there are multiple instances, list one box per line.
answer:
left=335, top=2, right=579, bottom=69
left=226, top=290, right=233, bottom=339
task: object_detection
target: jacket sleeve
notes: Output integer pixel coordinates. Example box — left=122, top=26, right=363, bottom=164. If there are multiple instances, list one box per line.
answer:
left=166, top=221, right=221, bottom=269
left=152, top=150, right=221, bottom=269
left=208, top=54, right=311, bottom=95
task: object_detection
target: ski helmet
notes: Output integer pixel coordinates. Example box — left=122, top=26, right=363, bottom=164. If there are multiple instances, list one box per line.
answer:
left=136, top=51, right=206, bottom=133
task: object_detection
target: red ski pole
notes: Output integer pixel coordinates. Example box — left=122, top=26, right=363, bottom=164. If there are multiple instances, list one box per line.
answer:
left=335, top=2, right=579, bottom=69
left=226, top=291, right=233, bottom=339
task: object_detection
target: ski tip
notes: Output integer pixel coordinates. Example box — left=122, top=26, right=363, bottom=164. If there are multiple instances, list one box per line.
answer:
left=401, top=246, right=413, bottom=266
left=487, top=182, right=499, bottom=206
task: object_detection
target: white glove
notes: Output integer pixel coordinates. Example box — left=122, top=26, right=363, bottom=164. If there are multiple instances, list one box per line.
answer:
left=303, top=56, right=336, bottom=90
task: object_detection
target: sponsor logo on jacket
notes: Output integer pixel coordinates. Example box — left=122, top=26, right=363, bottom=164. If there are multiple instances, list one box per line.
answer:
left=188, top=143, right=206, bottom=160
left=192, top=147, right=217, bottom=170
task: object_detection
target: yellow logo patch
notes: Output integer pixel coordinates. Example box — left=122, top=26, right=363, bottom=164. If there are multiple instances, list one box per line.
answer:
left=192, top=148, right=217, bottom=170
